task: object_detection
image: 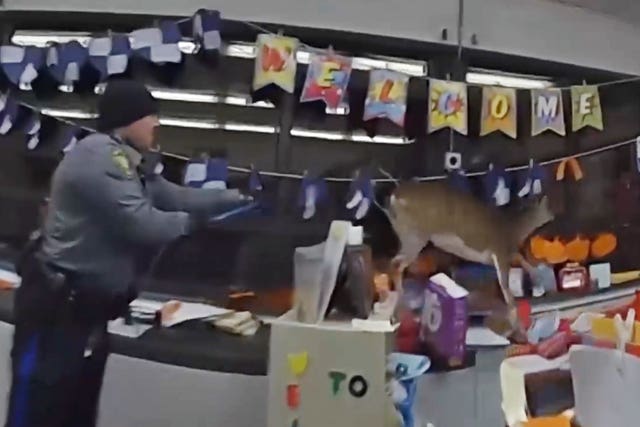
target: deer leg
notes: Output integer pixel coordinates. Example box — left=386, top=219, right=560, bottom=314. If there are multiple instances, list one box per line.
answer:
left=391, top=235, right=430, bottom=294
left=489, top=253, right=527, bottom=342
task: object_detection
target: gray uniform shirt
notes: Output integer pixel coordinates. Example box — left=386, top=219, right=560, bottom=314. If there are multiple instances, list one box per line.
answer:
left=41, top=133, right=246, bottom=296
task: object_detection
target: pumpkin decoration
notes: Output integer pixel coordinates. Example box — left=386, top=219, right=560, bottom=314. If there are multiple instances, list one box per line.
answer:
left=529, top=235, right=549, bottom=260
left=591, top=233, right=618, bottom=259
left=565, top=235, right=590, bottom=263
left=545, top=237, right=568, bottom=265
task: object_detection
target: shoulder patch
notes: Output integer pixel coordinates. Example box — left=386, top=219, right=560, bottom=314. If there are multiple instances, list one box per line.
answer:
left=111, top=148, right=133, bottom=178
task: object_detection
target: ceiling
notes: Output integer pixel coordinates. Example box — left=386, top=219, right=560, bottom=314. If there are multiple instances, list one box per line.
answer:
left=546, top=0, right=640, bottom=23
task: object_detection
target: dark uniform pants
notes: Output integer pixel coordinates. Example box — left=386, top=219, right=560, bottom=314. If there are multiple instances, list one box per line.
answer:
left=4, top=269, right=110, bottom=427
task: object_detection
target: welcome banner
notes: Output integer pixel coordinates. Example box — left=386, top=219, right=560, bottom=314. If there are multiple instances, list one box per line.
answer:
left=428, top=79, right=468, bottom=135
left=363, top=69, right=409, bottom=128
left=531, top=88, right=566, bottom=136
left=252, top=34, right=298, bottom=93
left=571, top=85, right=603, bottom=131
left=300, top=51, right=352, bottom=110
left=480, top=86, right=517, bottom=139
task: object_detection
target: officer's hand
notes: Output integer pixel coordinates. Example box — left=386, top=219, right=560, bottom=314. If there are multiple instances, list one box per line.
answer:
left=139, top=151, right=164, bottom=180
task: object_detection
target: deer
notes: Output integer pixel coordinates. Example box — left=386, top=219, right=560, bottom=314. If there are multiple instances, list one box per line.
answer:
left=380, top=180, right=555, bottom=342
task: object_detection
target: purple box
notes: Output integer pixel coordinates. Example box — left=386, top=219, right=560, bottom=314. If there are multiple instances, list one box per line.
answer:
left=419, top=273, right=469, bottom=366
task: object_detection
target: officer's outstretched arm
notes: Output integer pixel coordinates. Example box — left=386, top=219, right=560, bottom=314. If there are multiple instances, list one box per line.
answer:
left=146, top=176, right=253, bottom=215
left=76, top=146, right=191, bottom=246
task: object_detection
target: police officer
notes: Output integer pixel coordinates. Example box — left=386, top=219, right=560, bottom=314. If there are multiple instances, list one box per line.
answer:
left=5, top=80, right=253, bottom=427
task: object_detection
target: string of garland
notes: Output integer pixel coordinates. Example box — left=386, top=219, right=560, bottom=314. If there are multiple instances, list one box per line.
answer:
left=16, top=97, right=637, bottom=183
left=6, top=10, right=640, bottom=183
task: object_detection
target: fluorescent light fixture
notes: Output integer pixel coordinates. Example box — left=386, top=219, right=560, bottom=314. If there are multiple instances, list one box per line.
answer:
left=222, top=123, right=278, bottom=133
left=150, top=88, right=276, bottom=109
left=159, top=117, right=220, bottom=129
left=290, top=127, right=410, bottom=144
left=466, top=70, right=552, bottom=89
left=40, top=108, right=96, bottom=119
left=39, top=108, right=278, bottom=133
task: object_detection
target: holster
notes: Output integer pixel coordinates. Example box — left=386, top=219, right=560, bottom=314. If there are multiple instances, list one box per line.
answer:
left=15, top=239, right=136, bottom=325
left=14, top=249, right=73, bottom=325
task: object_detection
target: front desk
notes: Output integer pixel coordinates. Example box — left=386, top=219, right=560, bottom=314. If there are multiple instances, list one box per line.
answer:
left=0, top=290, right=511, bottom=427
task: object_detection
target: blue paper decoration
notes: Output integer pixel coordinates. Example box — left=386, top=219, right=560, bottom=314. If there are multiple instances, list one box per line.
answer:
left=46, top=41, right=89, bottom=90
left=483, top=163, right=511, bottom=206
left=249, top=166, right=263, bottom=193
left=130, top=21, right=183, bottom=64
left=23, top=112, right=41, bottom=150
left=447, top=169, right=472, bottom=194
left=346, top=170, right=374, bottom=220
left=517, top=160, right=546, bottom=198
left=192, top=9, right=222, bottom=52
left=184, top=157, right=228, bottom=189
left=298, top=175, right=328, bottom=220
left=89, top=35, right=131, bottom=81
left=0, top=45, right=45, bottom=90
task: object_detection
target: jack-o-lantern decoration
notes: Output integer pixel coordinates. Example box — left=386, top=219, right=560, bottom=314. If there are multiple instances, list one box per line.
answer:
left=565, top=235, right=590, bottom=263
left=529, top=235, right=549, bottom=260
left=591, top=233, right=617, bottom=259
left=545, top=237, right=568, bottom=264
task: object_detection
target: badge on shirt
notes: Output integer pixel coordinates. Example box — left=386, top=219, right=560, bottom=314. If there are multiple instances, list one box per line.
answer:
left=112, top=148, right=133, bottom=178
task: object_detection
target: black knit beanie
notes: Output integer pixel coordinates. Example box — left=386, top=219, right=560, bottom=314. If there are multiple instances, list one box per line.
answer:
left=97, top=80, right=158, bottom=132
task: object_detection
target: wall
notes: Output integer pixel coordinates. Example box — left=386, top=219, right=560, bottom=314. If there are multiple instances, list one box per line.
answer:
left=3, top=0, right=640, bottom=74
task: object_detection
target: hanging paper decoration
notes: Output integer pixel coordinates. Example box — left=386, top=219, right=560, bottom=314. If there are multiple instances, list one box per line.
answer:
left=253, top=34, right=298, bottom=93
left=192, top=9, right=222, bottom=52
left=23, top=112, right=41, bottom=150
left=428, top=79, right=468, bottom=135
left=480, top=86, right=517, bottom=139
left=636, top=137, right=640, bottom=173
left=184, top=156, right=229, bottom=189
left=571, top=85, right=603, bottom=132
left=483, top=164, right=511, bottom=206
left=363, top=69, right=409, bottom=127
left=517, top=160, right=546, bottom=198
left=555, top=157, right=583, bottom=181
left=0, top=95, right=19, bottom=135
left=46, top=41, right=89, bottom=91
left=60, top=127, right=81, bottom=153
left=298, top=175, right=327, bottom=220
left=0, top=45, right=45, bottom=90
left=89, top=35, right=131, bottom=82
left=130, top=21, right=183, bottom=64
left=345, top=170, right=374, bottom=220
left=300, top=51, right=352, bottom=110
left=447, top=169, right=472, bottom=194
left=531, top=88, right=565, bottom=136
left=249, top=166, right=263, bottom=192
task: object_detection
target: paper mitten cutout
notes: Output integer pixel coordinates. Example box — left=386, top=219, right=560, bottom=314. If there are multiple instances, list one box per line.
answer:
left=298, top=176, right=327, bottom=220
left=484, top=164, right=510, bottom=206
left=636, top=137, right=640, bottom=173
left=249, top=166, right=263, bottom=192
left=303, top=184, right=318, bottom=220
left=185, top=157, right=228, bottom=189
left=89, top=35, right=131, bottom=82
left=447, top=169, right=471, bottom=193
left=346, top=171, right=374, bottom=220
left=47, top=41, right=89, bottom=91
left=1, top=45, right=45, bottom=90
left=518, top=161, right=546, bottom=198
left=23, top=112, right=41, bottom=150
left=192, top=9, right=222, bottom=52
left=0, top=95, right=19, bottom=135
left=130, top=21, right=182, bottom=64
